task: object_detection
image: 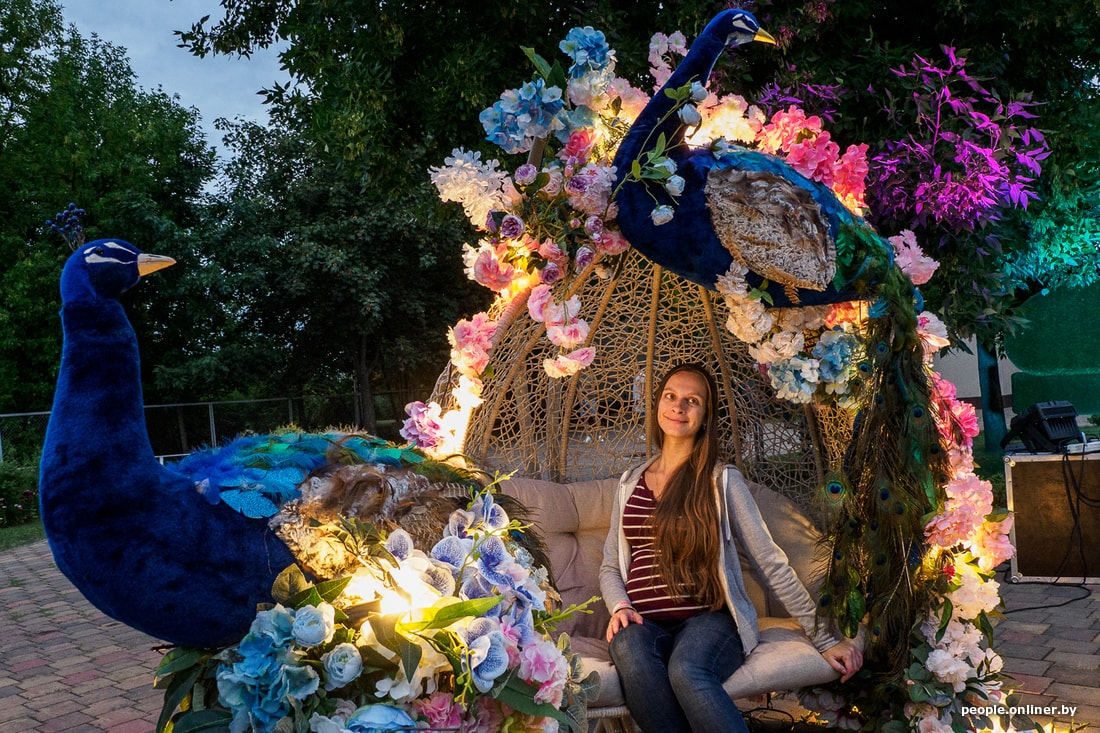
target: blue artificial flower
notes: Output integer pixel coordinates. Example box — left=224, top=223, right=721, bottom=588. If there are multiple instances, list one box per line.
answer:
left=421, top=560, right=457, bottom=596
left=812, top=328, right=858, bottom=383
left=445, top=508, right=475, bottom=538
left=292, top=603, right=336, bottom=647
left=432, top=535, right=474, bottom=570
left=322, top=643, right=364, bottom=691
left=768, top=356, right=820, bottom=404
left=480, top=79, right=565, bottom=154
left=250, top=604, right=297, bottom=646
left=474, top=535, right=514, bottom=586
left=458, top=618, right=510, bottom=693
left=345, top=704, right=417, bottom=733
left=385, top=528, right=414, bottom=561
left=559, top=26, right=614, bottom=78
left=469, top=493, right=509, bottom=532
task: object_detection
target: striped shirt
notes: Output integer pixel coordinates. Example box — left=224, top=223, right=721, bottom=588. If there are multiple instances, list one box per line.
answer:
left=622, top=475, right=708, bottom=621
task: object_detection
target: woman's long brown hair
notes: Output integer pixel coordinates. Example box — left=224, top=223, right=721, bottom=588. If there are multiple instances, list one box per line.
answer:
left=648, top=363, right=725, bottom=610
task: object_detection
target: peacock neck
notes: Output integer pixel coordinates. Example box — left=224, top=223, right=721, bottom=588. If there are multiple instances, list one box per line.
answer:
left=43, top=299, right=157, bottom=474
left=613, top=32, right=727, bottom=175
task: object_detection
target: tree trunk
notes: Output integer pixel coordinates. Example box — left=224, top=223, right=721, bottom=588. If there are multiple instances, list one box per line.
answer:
left=355, top=334, right=377, bottom=433
left=977, top=341, right=1007, bottom=452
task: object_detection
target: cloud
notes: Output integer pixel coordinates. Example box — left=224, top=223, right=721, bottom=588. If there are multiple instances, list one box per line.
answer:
left=62, top=0, right=289, bottom=155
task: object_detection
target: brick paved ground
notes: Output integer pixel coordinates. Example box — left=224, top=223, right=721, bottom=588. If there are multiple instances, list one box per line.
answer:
left=2, top=539, right=1099, bottom=732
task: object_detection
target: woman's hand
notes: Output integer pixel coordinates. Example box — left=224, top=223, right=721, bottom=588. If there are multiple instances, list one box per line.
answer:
left=605, top=607, right=644, bottom=642
left=822, top=639, right=863, bottom=683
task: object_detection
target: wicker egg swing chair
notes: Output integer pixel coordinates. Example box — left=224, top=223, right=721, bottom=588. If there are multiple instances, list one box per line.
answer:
left=427, top=245, right=854, bottom=523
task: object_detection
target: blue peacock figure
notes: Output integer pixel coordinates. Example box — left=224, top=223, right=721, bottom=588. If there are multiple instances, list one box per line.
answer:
left=610, top=9, right=950, bottom=678
left=38, top=239, right=526, bottom=648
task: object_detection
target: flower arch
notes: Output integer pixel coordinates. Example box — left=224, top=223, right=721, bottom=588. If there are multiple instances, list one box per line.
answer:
left=404, top=21, right=1018, bottom=733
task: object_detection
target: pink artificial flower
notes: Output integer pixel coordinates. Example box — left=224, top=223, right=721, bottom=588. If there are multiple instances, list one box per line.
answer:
left=970, top=515, right=1015, bottom=573
left=930, top=372, right=979, bottom=450
left=547, top=319, right=590, bottom=350
left=756, top=105, right=824, bottom=155
left=596, top=227, right=630, bottom=255
left=412, top=692, right=465, bottom=730
left=514, top=163, right=538, bottom=186
left=925, top=473, right=994, bottom=548
left=449, top=312, right=497, bottom=377
left=527, top=284, right=555, bottom=322
left=559, top=129, right=597, bottom=163
left=451, top=312, right=496, bottom=352
left=609, top=77, right=649, bottom=121
left=566, top=163, right=617, bottom=215
left=518, top=640, right=569, bottom=707
left=538, top=238, right=567, bottom=265
left=890, top=230, right=940, bottom=285
left=540, top=168, right=563, bottom=196
left=541, top=295, right=582, bottom=327
left=575, top=245, right=596, bottom=270
left=785, top=130, right=840, bottom=186
left=543, top=347, right=596, bottom=378
left=917, top=311, right=951, bottom=360
left=469, top=697, right=506, bottom=733
left=400, top=401, right=446, bottom=449
left=540, top=262, right=562, bottom=284
left=500, top=214, right=525, bottom=240
left=832, top=143, right=869, bottom=210
left=472, top=247, right=519, bottom=292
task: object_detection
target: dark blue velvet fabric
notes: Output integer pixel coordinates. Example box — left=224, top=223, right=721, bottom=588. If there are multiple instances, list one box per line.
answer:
left=40, top=242, right=295, bottom=648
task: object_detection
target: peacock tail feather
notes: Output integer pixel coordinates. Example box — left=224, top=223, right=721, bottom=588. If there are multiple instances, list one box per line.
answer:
left=818, top=223, right=950, bottom=677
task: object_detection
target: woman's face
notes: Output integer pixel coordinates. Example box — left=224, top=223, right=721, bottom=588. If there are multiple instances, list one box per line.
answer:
left=656, top=370, right=709, bottom=441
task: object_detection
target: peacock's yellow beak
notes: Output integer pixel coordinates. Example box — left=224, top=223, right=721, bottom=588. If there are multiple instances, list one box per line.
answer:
left=137, top=253, right=176, bottom=276
left=754, top=28, right=778, bottom=46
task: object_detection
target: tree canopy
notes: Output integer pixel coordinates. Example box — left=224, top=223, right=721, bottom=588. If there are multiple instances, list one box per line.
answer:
left=0, top=0, right=214, bottom=411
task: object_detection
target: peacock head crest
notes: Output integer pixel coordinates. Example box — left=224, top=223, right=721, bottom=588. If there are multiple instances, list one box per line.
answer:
left=709, top=9, right=777, bottom=48
left=60, top=239, right=175, bottom=303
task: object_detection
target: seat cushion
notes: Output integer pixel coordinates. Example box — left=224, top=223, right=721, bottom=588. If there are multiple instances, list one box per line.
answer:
left=723, top=617, right=839, bottom=700
left=570, top=635, right=624, bottom=708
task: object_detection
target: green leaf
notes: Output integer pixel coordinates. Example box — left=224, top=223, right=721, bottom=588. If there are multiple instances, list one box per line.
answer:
left=401, top=597, right=504, bottom=633
left=935, top=598, right=953, bottom=642
left=271, top=565, right=311, bottom=604
left=156, top=665, right=203, bottom=733
left=154, top=648, right=206, bottom=686
left=285, top=586, right=324, bottom=611
left=521, top=47, right=552, bottom=81
left=314, top=576, right=352, bottom=604
left=171, top=709, right=233, bottom=733
left=653, top=132, right=667, bottom=157
left=546, top=61, right=568, bottom=92
left=397, top=635, right=423, bottom=683
left=494, top=674, right=571, bottom=725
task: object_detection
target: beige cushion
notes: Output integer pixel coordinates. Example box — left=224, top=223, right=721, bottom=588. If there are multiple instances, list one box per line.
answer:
left=499, top=474, right=842, bottom=711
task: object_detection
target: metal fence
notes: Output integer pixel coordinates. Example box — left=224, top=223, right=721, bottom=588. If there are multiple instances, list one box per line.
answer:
left=0, top=391, right=416, bottom=465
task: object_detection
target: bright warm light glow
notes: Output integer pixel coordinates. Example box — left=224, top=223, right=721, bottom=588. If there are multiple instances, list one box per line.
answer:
left=501, top=270, right=539, bottom=303
left=344, top=572, right=383, bottom=603
left=694, top=95, right=761, bottom=147
left=378, top=588, right=416, bottom=618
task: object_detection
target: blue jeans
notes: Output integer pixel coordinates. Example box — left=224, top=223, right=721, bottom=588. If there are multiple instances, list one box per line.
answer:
left=608, top=611, right=748, bottom=733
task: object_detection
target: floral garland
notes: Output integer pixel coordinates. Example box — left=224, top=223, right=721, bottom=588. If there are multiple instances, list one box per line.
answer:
left=156, top=489, right=596, bottom=733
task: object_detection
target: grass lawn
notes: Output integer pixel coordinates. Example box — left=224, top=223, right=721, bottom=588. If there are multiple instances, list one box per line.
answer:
left=0, top=520, right=45, bottom=552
